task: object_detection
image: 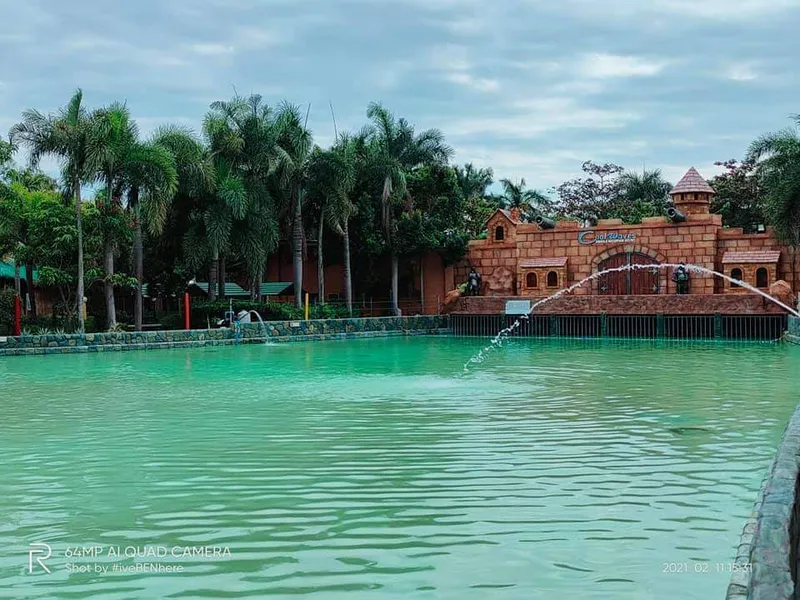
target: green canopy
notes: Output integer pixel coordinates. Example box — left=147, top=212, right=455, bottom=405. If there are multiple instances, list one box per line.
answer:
left=0, top=260, right=38, bottom=283
left=259, top=282, right=293, bottom=296
left=189, top=282, right=249, bottom=297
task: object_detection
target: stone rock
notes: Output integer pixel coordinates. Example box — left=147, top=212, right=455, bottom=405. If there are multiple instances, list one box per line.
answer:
left=486, top=267, right=515, bottom=296
left=440, top=289, right=462, bottom=314
left=769, top=280, right=795, bottom=309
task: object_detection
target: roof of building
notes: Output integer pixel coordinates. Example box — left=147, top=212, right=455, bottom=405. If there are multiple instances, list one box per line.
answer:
left=259, top=282, right=294, bottom=296
left=0, top=260, right=38, bottom=283
left=520, top=257, right=569, bottom=268
left=190, top=282, right=250, bottom=296
left=670, top=167, right=716, bottom=196
left=486, top=208, right=521, bottom=225
left=188, top=281, right=296, bottom=298
left=721, top=250, right=781, bottom=264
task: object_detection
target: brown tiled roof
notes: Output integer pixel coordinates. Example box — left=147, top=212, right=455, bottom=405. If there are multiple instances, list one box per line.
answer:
left=486, top=208, right=520, bottom=225
left=520, top=257, right=569, bottom=268
left=721, top=250, right=781, bottom=264
left=670, top=167, right=716, bottom=196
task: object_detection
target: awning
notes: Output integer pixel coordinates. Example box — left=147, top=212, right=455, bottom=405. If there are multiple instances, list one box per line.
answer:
left=520, top=257, right=569, bottom=268
left=189, top=282, right=250, bottom=297
left=0, top=260, right=38, bottom=283
left=721, top=251, right=780, bottom=264
left=259, top=282, right=293, bottom=296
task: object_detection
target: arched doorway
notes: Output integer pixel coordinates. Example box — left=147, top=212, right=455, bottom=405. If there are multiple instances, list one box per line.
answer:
left=597, top=252, right=660, bottom=295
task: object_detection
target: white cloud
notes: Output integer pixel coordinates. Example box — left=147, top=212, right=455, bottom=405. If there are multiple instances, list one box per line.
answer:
left=559, top=0, right=800, bottom=21
left=189, top=43, right=234, bottom=56
left=725, top=62, right=759, bottom=82
left=430, top=44, right=499, bottom=93
left=578, top=53, right=669, bottom=78
left=445, top=72, right=500, bottom=92
left=442, top=96, right=640, bottom=140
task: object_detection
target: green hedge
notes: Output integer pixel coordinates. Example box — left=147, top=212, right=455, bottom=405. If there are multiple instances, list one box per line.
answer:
left=190, top=300, right=357, bottom=326
left=0, top=288, right=14, bottom=335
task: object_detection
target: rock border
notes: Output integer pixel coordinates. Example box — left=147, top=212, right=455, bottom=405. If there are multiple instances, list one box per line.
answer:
left=0, top=316, right=450, bottom=357
left=727, top=395, right=800, bottom=599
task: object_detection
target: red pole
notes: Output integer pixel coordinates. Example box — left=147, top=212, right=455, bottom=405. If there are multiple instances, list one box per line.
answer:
left=184, top=293, right=191, bottom=330
left=13, top=295, right=22, bottom=336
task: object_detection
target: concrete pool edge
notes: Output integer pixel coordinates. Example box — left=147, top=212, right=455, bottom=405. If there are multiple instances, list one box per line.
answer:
left=0, top=315, right=451, bottom=357
left=727, top=402, right=800, bottom=600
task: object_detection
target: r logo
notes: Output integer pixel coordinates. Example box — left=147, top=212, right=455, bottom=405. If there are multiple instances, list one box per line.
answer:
left=28, top=543, right=51, bottom=574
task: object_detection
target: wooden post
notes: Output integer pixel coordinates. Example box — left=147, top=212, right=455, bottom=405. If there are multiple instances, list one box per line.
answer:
left=305, top=292, right=310, bottom=320
left=184, top=293, right=191, bottom=330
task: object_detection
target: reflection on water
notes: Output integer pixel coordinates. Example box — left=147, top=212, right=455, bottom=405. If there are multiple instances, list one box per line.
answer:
left=0, top=338, right=797, bottom=599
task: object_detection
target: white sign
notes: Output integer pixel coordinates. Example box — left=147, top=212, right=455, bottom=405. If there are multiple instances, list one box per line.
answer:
left=505, top=300, right=531, bottom=315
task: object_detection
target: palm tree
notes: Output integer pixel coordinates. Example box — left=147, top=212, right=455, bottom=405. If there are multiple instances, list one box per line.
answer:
left=88, top=103, right=179, bottom=330
left=748, top=115, right=800, bottom=292
left=10, top=89, right=93, bottom=332
left=203, top=95, right=280, bottom=302
left=455, top=163, right=493, bottom=202
left=274, top=102, right=313, bottom=309
left=364, top=102, right=452, bottom=316
left=619, top=169, right=672, bottom=204
left=498, top=178, right=550, bottom=221
left=152, top=126, right=215, bottom=305
left=455, top=163, right=495, bottom=237
left=87, top=102, right=136, bottom=328
left=126, top=139, right=179, bottom=330
left=309, top=133, right=360, bottom=315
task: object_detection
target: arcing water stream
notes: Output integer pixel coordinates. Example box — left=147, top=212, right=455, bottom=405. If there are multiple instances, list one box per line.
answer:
left=464, top=263, right=800, bottom=370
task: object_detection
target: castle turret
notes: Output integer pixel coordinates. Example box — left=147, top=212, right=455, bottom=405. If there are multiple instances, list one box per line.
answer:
left=669, top=167, right=715, bottom=215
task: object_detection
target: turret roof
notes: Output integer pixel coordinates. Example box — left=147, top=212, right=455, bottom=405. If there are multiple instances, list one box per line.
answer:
left=670, top=167, right=716, bottom=196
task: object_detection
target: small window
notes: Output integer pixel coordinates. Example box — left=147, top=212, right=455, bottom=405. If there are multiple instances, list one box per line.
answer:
left=731, top=268, right=743, bottom=288
left=495, top=226, right=505, bottom=241
left=756, top=267, right=768, bottom=288
left=526, top=272, right=538, bottom=288
left=547, top=271, right=559, bottom=288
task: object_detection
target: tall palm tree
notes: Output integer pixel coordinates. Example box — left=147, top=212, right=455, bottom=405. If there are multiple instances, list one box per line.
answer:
left=498, top=178, right=550, bottom=221
left=748, top=115, right=800, bottom=292
left=364, top=102, right=452, bottom=316
left=152, top=126, right=215, bottom=305
left=10, top=89, right=93, bottom=332
left=87, top=102, right=137, bottom=328
left=88, top=103, right=179, bottom=330
left=126, top=139, right=179, bottom=330
left=274, top=102, right=313, bottom=309
left=309, top=133, right=360, bottom=315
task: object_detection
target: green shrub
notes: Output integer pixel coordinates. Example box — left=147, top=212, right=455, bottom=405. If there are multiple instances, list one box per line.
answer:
left=0, top=288, right=15, bottom=333
left=160, top=313, right=183, bottom=331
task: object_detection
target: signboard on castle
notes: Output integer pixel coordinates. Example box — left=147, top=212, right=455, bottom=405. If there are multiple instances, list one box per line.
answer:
left=578, top=231, right=637, bottom=245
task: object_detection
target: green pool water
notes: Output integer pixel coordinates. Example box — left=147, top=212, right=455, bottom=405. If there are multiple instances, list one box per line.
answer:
left=1, top=337, right=799, bottom=599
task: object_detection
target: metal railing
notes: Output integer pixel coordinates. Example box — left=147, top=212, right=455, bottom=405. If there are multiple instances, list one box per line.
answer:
left=451, top=313, right=788, bottom=342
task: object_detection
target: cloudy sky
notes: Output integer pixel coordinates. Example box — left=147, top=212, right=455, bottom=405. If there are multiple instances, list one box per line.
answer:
left=1, top=0, right=798, bottom=190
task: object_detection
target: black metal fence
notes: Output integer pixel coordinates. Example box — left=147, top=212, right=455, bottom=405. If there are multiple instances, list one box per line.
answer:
left=451, top=313, right=788, bottom=342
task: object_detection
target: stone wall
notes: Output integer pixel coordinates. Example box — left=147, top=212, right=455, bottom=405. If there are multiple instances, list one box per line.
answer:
left=454, top=213, right=799, bottom=298
left=727, top=400, right=800, bottom=600
left=455, top=294, right=788, bottom=315
left=0, top=316, right=449, bottom=357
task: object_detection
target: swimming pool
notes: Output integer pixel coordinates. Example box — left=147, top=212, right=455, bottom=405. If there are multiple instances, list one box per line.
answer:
left=2, top=337, right=797, bottom=599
